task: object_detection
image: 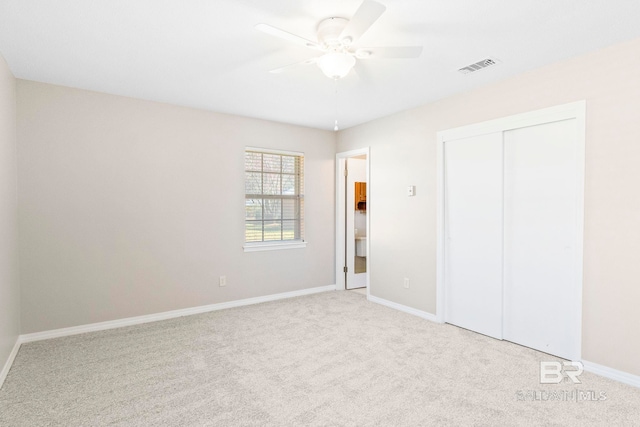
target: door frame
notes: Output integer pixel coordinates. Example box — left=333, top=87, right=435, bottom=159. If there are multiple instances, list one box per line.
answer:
left=336, top=147, right=370, bottom=294
left=435, top=101, right=586, bottom=360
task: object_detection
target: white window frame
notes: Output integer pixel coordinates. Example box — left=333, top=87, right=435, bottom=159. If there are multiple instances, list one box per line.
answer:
left=243, top=147, right=307, bottom=252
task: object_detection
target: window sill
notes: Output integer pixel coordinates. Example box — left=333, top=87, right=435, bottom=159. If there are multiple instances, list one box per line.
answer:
left=243, top=241, right=307, bottom=253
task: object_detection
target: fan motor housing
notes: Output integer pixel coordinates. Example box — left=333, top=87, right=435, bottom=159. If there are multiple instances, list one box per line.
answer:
left=317, top=17, right=349, bottom=47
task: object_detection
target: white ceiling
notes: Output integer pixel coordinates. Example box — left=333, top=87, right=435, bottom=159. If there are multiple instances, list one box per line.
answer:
left=1, top=0, right=639, bottom=130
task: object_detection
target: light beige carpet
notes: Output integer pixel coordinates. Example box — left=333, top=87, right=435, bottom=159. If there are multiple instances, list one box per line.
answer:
left=1, top=291, right=639, bottom=426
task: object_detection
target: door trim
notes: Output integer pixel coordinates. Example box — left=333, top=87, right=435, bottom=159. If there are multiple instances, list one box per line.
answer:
left=336, top=148, right=370, bottom=294
left=436, top=101, right=586, bottom=360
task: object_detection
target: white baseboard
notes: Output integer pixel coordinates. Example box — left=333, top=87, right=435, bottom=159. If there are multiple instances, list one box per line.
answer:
left=582, top=360, right=640, bottom=389
left=368, top=294, right=440, bottom=323
left=19, top=284, right=336, bottom=344
left=0, top=338, right=21, bottom=390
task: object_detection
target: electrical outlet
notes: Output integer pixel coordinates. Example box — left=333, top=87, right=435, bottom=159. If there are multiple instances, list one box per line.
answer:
left=219, top=276, right=227, bottom=287
left=404, top=277, right=410, bottom=289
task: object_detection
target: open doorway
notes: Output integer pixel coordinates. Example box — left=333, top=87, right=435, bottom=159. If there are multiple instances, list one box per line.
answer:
left=336, top=148, right=369, bottom=293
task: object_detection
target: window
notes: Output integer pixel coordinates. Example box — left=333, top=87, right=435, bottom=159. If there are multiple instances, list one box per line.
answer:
left=244, top=148, right=305, bottom=251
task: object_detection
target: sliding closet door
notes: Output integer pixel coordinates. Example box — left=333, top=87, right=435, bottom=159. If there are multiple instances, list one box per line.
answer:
left=444, top=133, right=503, bottom=339
left=503, top=119, right=580, bottom=360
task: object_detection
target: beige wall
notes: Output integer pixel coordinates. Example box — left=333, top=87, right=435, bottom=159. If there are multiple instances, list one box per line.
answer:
left=337, top=37, right=640, bottom=376
left=0, top=53, right=20, bottom=376
left=17, top=81, right=336, bottom=334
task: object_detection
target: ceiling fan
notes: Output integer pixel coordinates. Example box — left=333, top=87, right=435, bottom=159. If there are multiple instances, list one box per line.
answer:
left=256, top=0, right=423, bottom=80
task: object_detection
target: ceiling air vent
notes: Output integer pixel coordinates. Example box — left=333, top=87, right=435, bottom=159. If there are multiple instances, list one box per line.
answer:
left=458, top=57, right=500, bottom=74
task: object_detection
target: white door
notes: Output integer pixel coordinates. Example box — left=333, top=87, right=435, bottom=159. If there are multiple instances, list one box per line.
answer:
left=438, top=102, right=584, bottom=360
left=444, top=132, right=504, bottom=339
left=503, top=119, right=580, bottom=360
left=336, top=150, right=370, bottom=292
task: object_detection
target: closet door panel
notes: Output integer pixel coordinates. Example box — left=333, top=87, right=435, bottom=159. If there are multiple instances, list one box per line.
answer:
left=444, top=133, right=503, bottom=339
left=503, top=119, right=579, bottom=359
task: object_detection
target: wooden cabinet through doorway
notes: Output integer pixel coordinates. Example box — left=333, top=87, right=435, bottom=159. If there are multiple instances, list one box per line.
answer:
left=355, top=182, right=366, bottom=211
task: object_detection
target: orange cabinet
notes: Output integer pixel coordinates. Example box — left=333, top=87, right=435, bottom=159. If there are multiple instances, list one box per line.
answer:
left=355, top=182, right=367, bottom=211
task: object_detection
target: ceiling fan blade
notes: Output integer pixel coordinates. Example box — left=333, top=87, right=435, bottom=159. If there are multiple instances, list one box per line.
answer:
left=357, top=46, right=423, bottom=59
left=352, top=61, right=373, bottom=84
left=269, top=58, right=318, bottom=74
left=339, top=0, right=386, bottom=45
left=255, top=24, right=323, bottom=51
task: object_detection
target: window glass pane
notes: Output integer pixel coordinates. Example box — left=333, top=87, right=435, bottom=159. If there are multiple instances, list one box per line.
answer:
left=263, top=199, right=282, bottom=220
left=245, top=172, right=262, bottom=195
left=244, top=149, right=303, bottom=244
left=282, top=174, right=296, bottom=195
left=282, top=199, right=298, bottom=220
left=245, top=152, right=262, bottom=172
left=263, top=221, right=282, bottom=241
left=263, top=154, right=281, bottom=173
left=282, top=156, right=296, bottom=174
left=263, top=173, right=281, bottom=195
left=245, top=199, right=262, bottom=220
left=245, top=221, right=263, bottom=242
left=282, top=220, right=297, bottom=240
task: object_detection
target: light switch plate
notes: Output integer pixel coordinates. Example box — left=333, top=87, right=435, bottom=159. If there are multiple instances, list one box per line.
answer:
left=408, top=185, right=415, bottom=196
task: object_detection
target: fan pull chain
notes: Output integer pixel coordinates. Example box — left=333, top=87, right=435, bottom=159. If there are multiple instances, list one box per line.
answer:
left=334, top=78, right=339, bottom=131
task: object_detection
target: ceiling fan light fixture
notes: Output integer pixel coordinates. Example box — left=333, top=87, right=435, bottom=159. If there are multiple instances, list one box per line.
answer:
left=317, top=52, right=356, bottom=79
